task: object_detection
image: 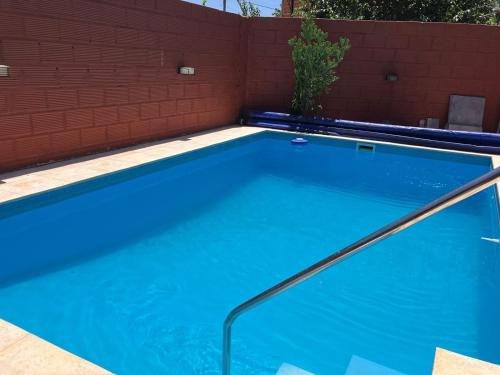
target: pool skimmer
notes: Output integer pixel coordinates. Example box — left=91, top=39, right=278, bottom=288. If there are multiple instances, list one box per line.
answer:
left=356, top=143, right=376, bottom=153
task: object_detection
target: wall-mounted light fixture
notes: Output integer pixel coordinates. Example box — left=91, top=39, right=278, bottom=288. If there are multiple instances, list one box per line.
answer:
left=385, top=73, right=398, bottom=82
left=178, top=66, right=195, bottom=75
left=0, top=65, right=10, bottom=77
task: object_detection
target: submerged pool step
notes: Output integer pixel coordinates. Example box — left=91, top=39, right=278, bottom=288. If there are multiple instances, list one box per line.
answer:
left=276, top=363, right=315, bottom=375
left=276, top=356, right=407, bottom=375
left=345, top=356, right=407, bottom=375
left=481, top=236, right=500, bottom=244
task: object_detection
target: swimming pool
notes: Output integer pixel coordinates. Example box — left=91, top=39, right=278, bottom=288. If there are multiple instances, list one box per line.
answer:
left=0, top=131, right=499, bottom=374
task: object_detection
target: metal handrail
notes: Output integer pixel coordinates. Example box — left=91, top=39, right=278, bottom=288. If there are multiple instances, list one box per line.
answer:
left=222, top=167, right=500, bottom=375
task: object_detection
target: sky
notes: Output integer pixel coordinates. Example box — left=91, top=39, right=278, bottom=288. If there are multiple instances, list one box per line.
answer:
left=184, top=0, right=282, bottom=17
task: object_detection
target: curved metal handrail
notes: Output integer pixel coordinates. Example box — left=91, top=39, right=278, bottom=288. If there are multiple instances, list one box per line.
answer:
left=222, top=167, right=500, bottom=375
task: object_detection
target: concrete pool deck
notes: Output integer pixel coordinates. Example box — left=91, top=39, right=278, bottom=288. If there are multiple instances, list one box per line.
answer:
left=433, top=349, right=500, bottom=375
left=0, top=125, right=499, bottom=374
left=0, top=319, right=110, bottom=374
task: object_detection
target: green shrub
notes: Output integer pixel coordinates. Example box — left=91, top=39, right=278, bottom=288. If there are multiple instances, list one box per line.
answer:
left=296, top=0, right=496, bottom=24
left=237, top=0, right=260, bottom=16
left=288, top=17, right=350, bottom=115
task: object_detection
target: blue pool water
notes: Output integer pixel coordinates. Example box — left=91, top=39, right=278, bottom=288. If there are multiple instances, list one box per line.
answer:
left=0, top=132, right=499, bottom=375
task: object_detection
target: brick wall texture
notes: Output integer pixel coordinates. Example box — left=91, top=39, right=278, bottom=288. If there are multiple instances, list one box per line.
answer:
left=1, top=1, right=499, bottom=171
left=0, top=0, right=246, bottom=170
left=246, top=17, right=500, bottom=133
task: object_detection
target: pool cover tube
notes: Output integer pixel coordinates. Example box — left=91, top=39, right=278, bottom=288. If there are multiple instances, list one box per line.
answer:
left=246, top=111, right=500, bottom=155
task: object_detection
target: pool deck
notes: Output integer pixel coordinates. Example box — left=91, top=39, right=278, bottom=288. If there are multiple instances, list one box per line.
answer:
left=0, top=125, right=499, bottom=374
left=433, top=348, right=500, bottom=375
left=0, top=319, right=110, bottom=374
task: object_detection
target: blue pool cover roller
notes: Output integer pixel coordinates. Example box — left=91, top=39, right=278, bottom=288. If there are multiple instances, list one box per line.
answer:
left=246, top=111, right=500, bottom=155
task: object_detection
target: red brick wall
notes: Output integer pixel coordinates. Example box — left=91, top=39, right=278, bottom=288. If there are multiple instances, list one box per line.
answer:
left=246, top=17, right=500, bottom=132
left=0, top=0, right=246, bottom=171
left=2, top=4, right=500, bottom=172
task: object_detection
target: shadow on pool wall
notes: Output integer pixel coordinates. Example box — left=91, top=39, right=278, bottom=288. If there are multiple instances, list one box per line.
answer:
left=0, top=136, right=267, bottom=287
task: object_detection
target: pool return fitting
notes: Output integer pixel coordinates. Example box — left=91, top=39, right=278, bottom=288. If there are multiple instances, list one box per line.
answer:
left=291, top=137, right=308, bottom=145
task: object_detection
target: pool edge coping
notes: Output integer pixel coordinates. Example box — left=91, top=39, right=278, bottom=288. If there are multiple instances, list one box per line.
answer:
left=0, top=319, right=111, bottom=374
left=433, top=348, right=500, bottom=375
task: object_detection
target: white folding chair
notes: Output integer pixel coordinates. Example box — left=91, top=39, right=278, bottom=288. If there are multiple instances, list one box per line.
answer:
left=446, top=95, right=485, bottom=132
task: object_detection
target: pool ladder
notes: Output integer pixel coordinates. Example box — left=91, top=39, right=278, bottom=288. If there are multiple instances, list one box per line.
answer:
left=222, top=167, right=500, bottom=375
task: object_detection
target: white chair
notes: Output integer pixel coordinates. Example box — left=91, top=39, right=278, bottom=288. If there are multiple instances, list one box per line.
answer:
left=446, top=95, right=485, bottom=132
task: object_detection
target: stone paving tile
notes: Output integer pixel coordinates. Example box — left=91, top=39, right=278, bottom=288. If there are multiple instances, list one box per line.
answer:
left=0, top=320, right=111, bottom=375
left=433, top=348, right=500, bottom=375
left=0, top=320, right=28, bottom=353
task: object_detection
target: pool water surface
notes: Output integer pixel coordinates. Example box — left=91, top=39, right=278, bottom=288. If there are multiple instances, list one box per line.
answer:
left=0, top=132, right=498, bottom=374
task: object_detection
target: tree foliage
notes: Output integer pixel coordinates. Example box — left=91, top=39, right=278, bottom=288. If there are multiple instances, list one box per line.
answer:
left=296, top=0, right=497, bottom=24
left=288, top=17, right=350, bottom=115
left=237, top=0, right=261, bottom=16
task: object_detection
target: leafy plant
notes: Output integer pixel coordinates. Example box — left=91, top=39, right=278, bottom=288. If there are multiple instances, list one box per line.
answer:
left=237, top=0, right=261, bottom=16
left=288, top=17, right=350, bottom=115
left=201, top=0, right=207, bottom=5
left=273, top=7, right=282, bottom=16
left=296, top=0, right=496, bottom=24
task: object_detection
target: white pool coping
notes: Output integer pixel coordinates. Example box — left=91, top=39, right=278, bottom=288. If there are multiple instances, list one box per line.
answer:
left=0, top=125, right=499, bottom=374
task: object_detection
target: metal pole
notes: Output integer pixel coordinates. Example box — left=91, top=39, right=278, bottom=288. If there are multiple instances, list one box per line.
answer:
left=223, top=0, right=227, bottom=11
left=222, top=167, right=500, bottom=375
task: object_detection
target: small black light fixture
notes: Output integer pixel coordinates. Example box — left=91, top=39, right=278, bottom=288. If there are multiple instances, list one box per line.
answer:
left=178, top=66, right=195, bottom=75
left=0, top=65, right=10, bottom=77
left=385, top=72, right=398, bottom=82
